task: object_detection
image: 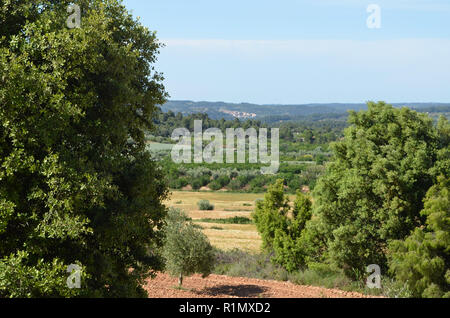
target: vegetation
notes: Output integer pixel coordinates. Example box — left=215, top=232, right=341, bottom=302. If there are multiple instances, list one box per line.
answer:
left=213, top=249, right=413, bottom=298
left=304, top=103, right=449, bottom=278
left=1, top=1, right=447, bottom=298
left=252, top=180, right=312, bottom=272
left=198, top=200, right=215, bottom=211
left=247, top=102, right=450, bottom=298
left=198, top=217, right=253, bottom=225
left=162, top=208, right=215, bottom=287
left=0, top=0, right=168, bottom=297
left=147, top=110, right=339, bottom=194
left=388, top=176, right=450, bottom=298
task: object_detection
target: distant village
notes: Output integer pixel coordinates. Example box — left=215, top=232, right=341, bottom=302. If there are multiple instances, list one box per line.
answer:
left=220, top=109, right=257, bottom=119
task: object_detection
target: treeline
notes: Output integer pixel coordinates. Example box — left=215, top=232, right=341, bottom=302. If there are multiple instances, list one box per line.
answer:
left=253, top=102, right=450, bottom=298
left=160, top=158, right=324, bottom=193
left=151, top=110, right=265, bottom=139
left=151, top=108, right=345, bottom=145
left=149, top=110, right=343, bottom=193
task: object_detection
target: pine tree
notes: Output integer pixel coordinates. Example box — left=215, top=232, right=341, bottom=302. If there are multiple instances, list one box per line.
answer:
left=388, top=176, right=450, bottom=298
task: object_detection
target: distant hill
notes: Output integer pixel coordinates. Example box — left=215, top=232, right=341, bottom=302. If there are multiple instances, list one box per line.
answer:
left=160, top=100, right=450, bottom=122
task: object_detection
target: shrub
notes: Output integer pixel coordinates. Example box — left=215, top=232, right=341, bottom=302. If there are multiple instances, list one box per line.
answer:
left=216, top=175, right=231, bottom=188
left=229, top=179, right=242, bottom=191
left=213, top=249, right=288, bottom=281
left=208, top=180, right=222, bottom=191
left=198, top=200, right=214, bottom=211
left=170, top=177, right=189, bottom=189
left=191, top=178, right=203, bottom=190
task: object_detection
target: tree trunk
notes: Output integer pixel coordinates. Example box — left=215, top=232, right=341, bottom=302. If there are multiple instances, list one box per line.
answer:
left=178, top=273, right=183, bottom=287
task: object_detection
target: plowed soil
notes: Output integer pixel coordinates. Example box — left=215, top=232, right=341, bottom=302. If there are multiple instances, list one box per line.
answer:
left=144, top=273, right=377, bottom=298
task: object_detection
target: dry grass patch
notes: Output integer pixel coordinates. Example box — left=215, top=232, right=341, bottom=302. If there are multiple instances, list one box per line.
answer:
left=200, top=223, right=261, bottom=253
left=165, top=191, right=291, bottom=253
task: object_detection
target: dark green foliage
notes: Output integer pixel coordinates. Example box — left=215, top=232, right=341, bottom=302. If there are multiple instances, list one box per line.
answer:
left=169, top=177, right=189, bottom=189
left=252, top=180, right=290, bottom=250
left=252, top=180, right=312, bottom=272
left=229, top=179, right=243, bottom=191
left=305, top=102, right=448, bottom=278
left=388, top=176, right=450, bottom=298
left=208, top=180, right=222, bottom=191
left=162, top=208, right=215, bottom=286
left=198, top=217, right=253, bottom=225
left=0, top=0, right=168, bottom=297
left=272, top=191, right=313, bottom=272
left=191, top=178, right=203, bottom=190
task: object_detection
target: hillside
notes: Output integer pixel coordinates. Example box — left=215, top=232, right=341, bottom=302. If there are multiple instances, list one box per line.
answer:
left=161, top=100, right=450, bottom=121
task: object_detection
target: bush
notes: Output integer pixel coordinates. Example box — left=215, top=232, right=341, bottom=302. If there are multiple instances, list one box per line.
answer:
left=208, top=180, right=222, bottom=191
left=198, top=200, right=214, bottom=211
left=216, top=175, right=231, bottom=188
left=213, top=249, right=289, bottom=281
left=229, top=179, right=242, bottom=191
left=191, top=178, right=203, bottom=190
left=170, top=177, right=189, bottom=189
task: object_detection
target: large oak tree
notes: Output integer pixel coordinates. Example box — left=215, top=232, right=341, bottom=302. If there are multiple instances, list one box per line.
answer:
left=0, top=0, right=168, bottom=297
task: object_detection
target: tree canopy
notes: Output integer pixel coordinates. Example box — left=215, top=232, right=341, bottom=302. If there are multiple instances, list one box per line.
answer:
left=303, top=102, right=449, bottom=277
left=162, top=208, right=215, bottom=287
left=388, top=176, right=450, bottom=298
left=0, top=0, right=168, bottom=297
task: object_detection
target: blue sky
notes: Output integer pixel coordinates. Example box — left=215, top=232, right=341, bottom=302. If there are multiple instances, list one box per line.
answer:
left=122, top=0, right=450, bottom=104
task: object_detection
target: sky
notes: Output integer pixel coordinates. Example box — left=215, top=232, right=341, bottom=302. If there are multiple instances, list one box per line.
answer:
left=122, top=0, right=450, bottom=104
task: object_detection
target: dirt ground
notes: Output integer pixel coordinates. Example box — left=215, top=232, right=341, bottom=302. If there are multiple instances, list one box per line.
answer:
left=144, top=273, right=377, bottom=298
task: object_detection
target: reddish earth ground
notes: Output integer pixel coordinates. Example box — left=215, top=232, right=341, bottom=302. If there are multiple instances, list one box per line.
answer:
left=144, top=273, right=377, bottom=298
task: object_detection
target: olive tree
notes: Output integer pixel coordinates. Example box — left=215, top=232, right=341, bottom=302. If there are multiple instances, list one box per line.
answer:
left=162, top=208, right=215, bottom=287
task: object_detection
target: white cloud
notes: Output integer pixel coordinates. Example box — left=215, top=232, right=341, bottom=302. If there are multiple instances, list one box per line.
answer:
left=162, top=38, right=450, bottom=62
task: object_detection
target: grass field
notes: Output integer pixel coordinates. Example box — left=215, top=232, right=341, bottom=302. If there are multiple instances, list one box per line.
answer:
left=166, top=191, right=299, bottom=253
left=165, top=191, right=267, bottom=253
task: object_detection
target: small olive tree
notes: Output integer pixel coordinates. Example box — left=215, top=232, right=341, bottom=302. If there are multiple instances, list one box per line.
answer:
left=162, top=208, right=215, bottom=286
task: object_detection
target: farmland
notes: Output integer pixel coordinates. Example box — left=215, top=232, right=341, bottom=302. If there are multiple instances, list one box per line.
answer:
left=166, top=191, right=296, bottom=253
left=166, top=191, right=264, bottom=252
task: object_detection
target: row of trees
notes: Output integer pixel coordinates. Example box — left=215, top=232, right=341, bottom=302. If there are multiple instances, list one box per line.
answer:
left=253, top=102, right=449, bottom=298
left=152, top=111, right=264, bottom=139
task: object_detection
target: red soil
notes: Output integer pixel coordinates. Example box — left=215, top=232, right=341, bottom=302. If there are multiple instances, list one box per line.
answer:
left=144, top=273, right=378, bottom=298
